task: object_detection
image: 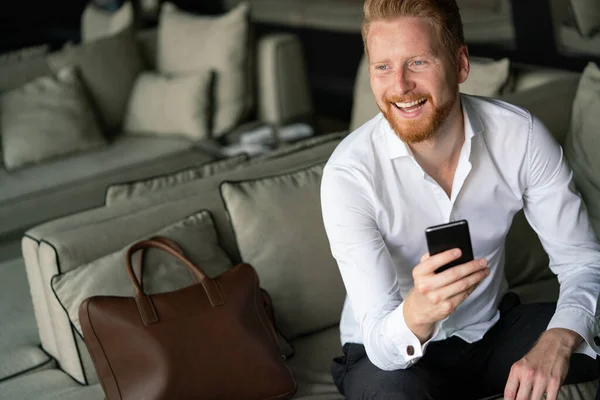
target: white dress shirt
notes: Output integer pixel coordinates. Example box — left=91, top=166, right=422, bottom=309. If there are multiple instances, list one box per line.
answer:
left=321, top=94, right=600, bottom=371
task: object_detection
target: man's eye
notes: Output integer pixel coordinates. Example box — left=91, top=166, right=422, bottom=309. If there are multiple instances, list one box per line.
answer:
left=413, top=60, right=425, bottom=66
left=375, top=65, right=388, bottom=71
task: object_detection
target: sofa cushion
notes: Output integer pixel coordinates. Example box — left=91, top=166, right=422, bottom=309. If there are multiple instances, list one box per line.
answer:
left=564, top=62, right=600, bottom=238
left=124, top=70, right=213, bottom=140
left=0, top=369, right=103, bottom=400
left=51, top=211, right=233, bottom=339
left=460, top=57, right=511, bottom=97
left=569, top=0, right=600, bottom=38
left=249, top=131, right=347, bottom=164
left=0, top=258, right=54, bottom=382
left=220, top=163, right=346, bottom=339
left=105, top=154, right=249, bottom=206
left=47, top=27, right=146, bottom=135
left=287, top=326, right=343, bottom=399
left=0, top=44, right=49, bottom=64
left=81, top=1, right=134, bottom=42
left=157, top=2, right=251, bottom=137
left=1, top=67, right=106, bottom=170
left=0, top=49, right=52, bottom=94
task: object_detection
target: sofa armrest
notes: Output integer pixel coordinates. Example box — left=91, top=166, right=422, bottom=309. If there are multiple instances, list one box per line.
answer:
left=257, top=33, right=313, bottom=127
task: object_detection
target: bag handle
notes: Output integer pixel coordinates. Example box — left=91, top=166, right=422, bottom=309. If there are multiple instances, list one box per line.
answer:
left=126, top=237, right=225, bottom=326
left=135, top=236, right=197, bottom=291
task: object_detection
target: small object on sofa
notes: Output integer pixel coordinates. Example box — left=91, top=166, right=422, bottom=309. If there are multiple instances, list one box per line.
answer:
left=79, top=236, right=297, bottom=400
left=0, top=66, right=106, bottom=170
left=124, top=70, right=213, bottom=141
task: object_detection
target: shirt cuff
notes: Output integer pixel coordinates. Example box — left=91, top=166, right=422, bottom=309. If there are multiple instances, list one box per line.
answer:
left=384, top=302, right=442, bottom=367
left=547, top=307, right=600, bottom=358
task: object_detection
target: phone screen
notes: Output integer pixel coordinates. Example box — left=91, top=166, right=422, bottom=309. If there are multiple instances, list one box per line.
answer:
left=425, top=220, right=474, bottom=274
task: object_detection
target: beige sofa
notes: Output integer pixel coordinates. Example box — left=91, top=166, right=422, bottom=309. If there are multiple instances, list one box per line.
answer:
left=2, top=54, right=600, bottom=399
left=0, top=10, right=312, bottom=262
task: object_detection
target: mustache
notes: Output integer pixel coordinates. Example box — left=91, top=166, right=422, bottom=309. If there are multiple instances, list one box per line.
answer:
left=386, top=94, right=431, bottom=103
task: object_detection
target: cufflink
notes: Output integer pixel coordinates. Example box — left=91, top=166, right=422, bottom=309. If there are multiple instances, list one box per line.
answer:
left=594, top=336, right=600, bottom=346
left=406, top=345, right=415, bottom=356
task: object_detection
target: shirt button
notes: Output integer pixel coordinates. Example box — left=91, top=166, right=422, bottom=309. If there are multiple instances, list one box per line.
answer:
left=406, top=345, right=415, bottom=356
left=594, top=337, right=600, bottom=346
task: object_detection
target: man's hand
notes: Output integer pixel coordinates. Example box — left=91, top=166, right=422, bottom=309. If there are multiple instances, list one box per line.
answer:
left=403, top=249, right=490, bottom=342
left=504, top=328, right=584, bottom=400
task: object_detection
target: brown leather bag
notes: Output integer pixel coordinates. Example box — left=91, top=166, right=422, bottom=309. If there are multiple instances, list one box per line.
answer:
left=79, top=237, right=297, bottom=400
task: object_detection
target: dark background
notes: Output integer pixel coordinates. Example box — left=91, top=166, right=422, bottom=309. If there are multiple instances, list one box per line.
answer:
left=2, top=0, right=596, bottom=124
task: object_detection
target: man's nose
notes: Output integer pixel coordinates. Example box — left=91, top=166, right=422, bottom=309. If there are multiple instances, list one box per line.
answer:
left=394, top=68, right=415, bottom=94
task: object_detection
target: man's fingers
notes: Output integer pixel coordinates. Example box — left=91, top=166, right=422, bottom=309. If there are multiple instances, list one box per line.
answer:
left=423, top=258, right=488, bottom=291
left=515, top=379, right=533, bottom=400
left=504, top=369, right=521, bottom=400
left=427, top=269, right=488, bottom=302
left=416, top=248, right=462, bottom=275
left=530, top=383, right=548, bottom=400
left=420, top=252, right=430, bottom=262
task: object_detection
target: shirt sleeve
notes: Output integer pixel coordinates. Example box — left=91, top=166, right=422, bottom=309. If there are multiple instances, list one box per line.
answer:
left=523, top=115, right=600, bottom=358
left=321, top=163, right=440, bottom=370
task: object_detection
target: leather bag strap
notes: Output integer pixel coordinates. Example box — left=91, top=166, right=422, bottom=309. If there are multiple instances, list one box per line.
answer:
left=136, top=236, right=196, bottom=291
left=126, top=238, right=225, bottom=325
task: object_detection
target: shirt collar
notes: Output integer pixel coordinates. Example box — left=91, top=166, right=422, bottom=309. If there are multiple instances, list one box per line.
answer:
left=384, top=94, right=484, bottom=160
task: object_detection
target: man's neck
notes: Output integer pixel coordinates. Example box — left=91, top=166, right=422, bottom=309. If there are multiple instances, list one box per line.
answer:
left=408, top=98, right=465, bottom=173
left=408, top=97, right=465, bottom=196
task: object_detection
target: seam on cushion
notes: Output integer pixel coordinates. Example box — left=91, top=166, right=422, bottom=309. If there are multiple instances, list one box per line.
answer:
left=0, top=357, right=55, bottom=384
left=43, top=239, right=88, bottom=385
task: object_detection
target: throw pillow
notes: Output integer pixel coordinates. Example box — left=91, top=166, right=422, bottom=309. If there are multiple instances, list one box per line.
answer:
left=157, top=2, right=251, bottom=137
left=81, top=1, right=134, bottom=42
left=564, top=62, right=600, bottom=238
left=105, top=154, right=250, bottom=205
left=569, top=0, right=600, bottom=38
left=0, top=49, right=52, bottom=94
left=220, top=163, right=346, bottom=339
left=0, top=44, right=49, bottom=64
left=124, top=71, right=213, bottom=141
left=460, top=57, right=511, bottom=97
left=51, top=211, right=233, bottom=339
left=47, top=27, right=146, bottom=136
left=0, top=67, right=106, bottom=170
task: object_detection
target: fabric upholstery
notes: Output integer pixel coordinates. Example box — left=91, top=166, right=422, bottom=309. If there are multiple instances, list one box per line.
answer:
left=569, top=0, right=600, bottom=38
left=0, top=67, right=106, bottom=170
left=0, top=44, right=49, bottom=64
left=24, top=139, right=340, bottom=383
left=257, top=34, right=313, bottom=125
left=51, top=211, right=233, bottom=339
left=0, top=370, right=103, bottom=400
left=47, top=27, right=146, bottom=135
left=220, top=163, right=346, bottom=339
left=136, top=29, right=158, bottom=69
left=0, top=258, right=54, bottom=382
left=81, top=1, right=134, bottom=42
left=249, top=131, right=346, bottom=164
left=0, top=52, right=52, bottom=94
left=460, top=57, right=511, bottom=97
left=105, top=154, right=249, bottom=206
left=157, top=2, right=251, bottom=137
left=287, top=326, right=343, bottom=399
left=564, top=62, right=600, bottom=239
left=124, top=71, right=213, bottom=140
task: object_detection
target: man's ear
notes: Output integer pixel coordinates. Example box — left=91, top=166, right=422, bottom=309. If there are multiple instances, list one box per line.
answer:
left=457, top=45, right=469, bottom=85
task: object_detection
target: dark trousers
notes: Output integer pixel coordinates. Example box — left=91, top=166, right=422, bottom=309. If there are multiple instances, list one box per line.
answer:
left=331, top=292, right=599, bottom=399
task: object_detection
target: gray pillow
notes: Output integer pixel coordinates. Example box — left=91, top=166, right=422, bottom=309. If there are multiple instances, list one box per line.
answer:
left=105, top=154, right=250, bottom=205
left=0, top=49, right=52, bottom=94
left=124, top=70, right=213, bottom=141
left=570, top=0, right=600, bottom=38
left=564, top=62, right=600, bottom=238
left=1, top=67, right=106, bottom=170
left=157, top=2, right=251, bottom=137
left=47, top=27, right=146, bottom=136
left=220, top=163, right=346, bottom=339
left=51, top=211, right=233, bottom=338
left=460, top=57, right=511, bottom=97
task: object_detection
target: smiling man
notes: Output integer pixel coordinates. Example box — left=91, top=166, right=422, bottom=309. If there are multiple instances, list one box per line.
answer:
left=320, top=1, right=600, bottom=399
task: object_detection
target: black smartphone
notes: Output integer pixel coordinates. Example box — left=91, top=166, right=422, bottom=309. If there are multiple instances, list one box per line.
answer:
left=425, top=219, right=474, bottom=274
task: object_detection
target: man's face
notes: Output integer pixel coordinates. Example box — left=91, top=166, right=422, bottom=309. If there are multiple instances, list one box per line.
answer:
left=367, top=16, right=468, bottom=144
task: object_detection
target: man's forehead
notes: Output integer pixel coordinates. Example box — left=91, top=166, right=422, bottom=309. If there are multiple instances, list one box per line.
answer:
left=367, top=17, right=441, bottom=59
